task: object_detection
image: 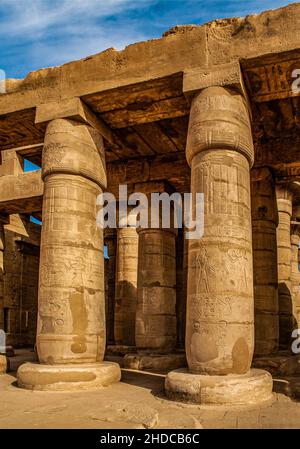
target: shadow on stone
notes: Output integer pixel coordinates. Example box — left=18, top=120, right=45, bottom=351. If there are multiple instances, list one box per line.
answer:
left=121, top=368, right=165, bottom=397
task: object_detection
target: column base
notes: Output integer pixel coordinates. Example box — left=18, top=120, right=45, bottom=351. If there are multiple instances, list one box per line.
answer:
left=17, top=361, right=121, bottom=391
left=124, top=352, right=187, bottom=372
left=165, top=368, right=273, bottom=405
left=0, top=355, right=8, bottom=374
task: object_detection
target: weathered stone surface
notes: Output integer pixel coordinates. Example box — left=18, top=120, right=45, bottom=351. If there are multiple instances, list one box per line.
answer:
left=0, top=171, right=43, bottom=215
left=176, top=229, right=186, bottom=349
left=136, top=222, right=177, bottom=352
left=0, top=221, right=4, bottom=335
left=165, top=368, right=273, bottom=405
left=185, top=86, right=254, bottom=375
left=36, top=118, right=107, bottom=365
left=291, top=217, right=300, bottom=330
left=0, top=355, right=8, bottom=374
left=251, top=167, right=279, bottom=355
left=114, top=226, right=138, bottom=346
left=276, top=185, right=293, bottom=349
left=17, top=361, right=121, bottom=391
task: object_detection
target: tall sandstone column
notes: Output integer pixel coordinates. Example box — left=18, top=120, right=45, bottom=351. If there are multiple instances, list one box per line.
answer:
left=0, top=219, right=4, bottom=333
left=136, top=226, right=177, bottom=352
left=251, top=167, right=279, bottom=356
left=166, top=85, right=272, bottom=404
left=124, top=182, right=186, bottom=371
left=0, top=219, right=7, bottom=373
left=276, top=185, right=293, bottom=349
left=104, top=228, right=117, bottom=345
left=17, top=113, right=120, bottom=390
left=176, top=229, right=186, bottom=349
left=114, top=226, right=138, bottom=346
left=291, top=203, right=300, bottom=330
left=133, top=182, right=177, bottom=354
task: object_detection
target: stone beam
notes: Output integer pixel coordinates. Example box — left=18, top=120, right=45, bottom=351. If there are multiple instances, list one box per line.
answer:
left=35, top=97, right=115, bottom=144
left=183, top=61, right=248, bottom=99
left=0, top=153, right=189, bottom=216
left=107, top=153, right=190, bottom=196
left=243, top=49, right=300, bottom=102
left=0, top=171, right=43, bottom=215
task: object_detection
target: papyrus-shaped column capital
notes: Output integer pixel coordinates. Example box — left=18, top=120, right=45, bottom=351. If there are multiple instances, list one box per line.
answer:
left=42, top=118, right=107, bottom=190
left=186, top=86, right=254, bottom=167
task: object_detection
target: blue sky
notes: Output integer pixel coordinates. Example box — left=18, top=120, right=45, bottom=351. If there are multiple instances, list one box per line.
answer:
left=0, top=0, right=294, bottom=79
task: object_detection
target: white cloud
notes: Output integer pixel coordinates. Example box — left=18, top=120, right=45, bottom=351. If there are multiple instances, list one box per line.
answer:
left=0, top=0, right=294, bottom=78
left=0, top=0, right=152, bottom=36
left=0, top=0, right=153, bottom=75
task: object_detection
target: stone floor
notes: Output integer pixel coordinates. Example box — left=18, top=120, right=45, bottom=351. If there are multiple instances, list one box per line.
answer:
left=1, top=349, right=300, bottom=429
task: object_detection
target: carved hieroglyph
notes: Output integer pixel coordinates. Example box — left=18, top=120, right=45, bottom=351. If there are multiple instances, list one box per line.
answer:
left=114, top=226, right=138, bottom=346
left=37, top=118, right=107, bottom=364
left=251, top=167, right=279, bottom=355
left=276, top=185, right=293, bottom=349
left=185, top=86, right=255, bottom=375
left=136, top=226, right=177, bottom=353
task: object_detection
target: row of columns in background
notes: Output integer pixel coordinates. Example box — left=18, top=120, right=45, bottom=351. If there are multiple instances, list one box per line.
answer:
left=105, top=224, right=186, bottom=354
left=104, top=170, right=300, bottom=359
left=0, top=85, right=295, bottom=401
left=252, top=171, right=300, bottom=356
left=104, top=192, right=182, bottom=356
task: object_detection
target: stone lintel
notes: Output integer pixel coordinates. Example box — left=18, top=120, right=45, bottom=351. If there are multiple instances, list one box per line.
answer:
left=35, top=97, right=114, bottom=144
left=0, top=149, right=24, bottom=176
left=0, top=170, right=43, bottom=214
left=183, top=60, right=249, bottom=99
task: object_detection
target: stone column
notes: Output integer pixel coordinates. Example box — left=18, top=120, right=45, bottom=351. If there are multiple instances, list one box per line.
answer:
left=114, top=226, right=138, bottom=347
left=166, top=86, right=272, bottom=404
left=0, top=219, right=4, bottom=334
left=176, top=229, right=186, bottom=349
left=251, top=167, right=279, bottom=356
left=104, top=228, right=117, bottom=345
left=276, top=185, right=293, bottom=349
left=291, top=204, right=300, bottom=330
left=135, top=226, right=177, bottom=352
left=124, top=181, right=185, bottom=371
left=17, top=116, right=120, bottom=390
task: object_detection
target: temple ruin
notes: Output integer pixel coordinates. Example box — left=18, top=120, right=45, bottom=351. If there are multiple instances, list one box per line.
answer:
left=1, top=3, right=300, bottom=406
